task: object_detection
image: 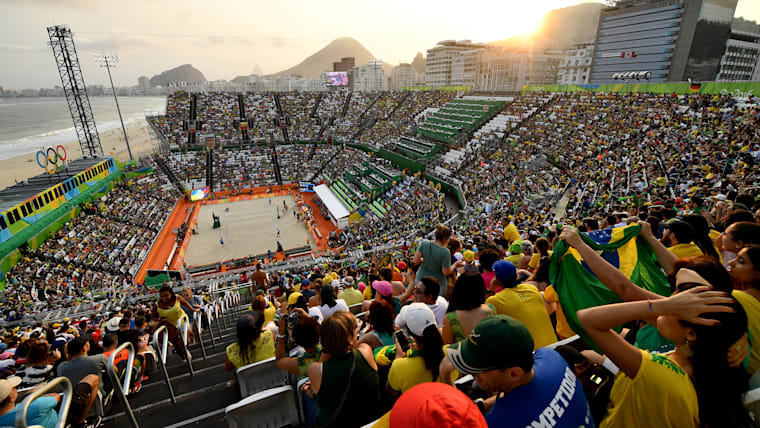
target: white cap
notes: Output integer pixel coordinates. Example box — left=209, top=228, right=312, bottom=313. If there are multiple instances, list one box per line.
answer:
left=0, top=376, right=21, bottom=402
left=395, top=303, right=436, bottom=337
left=331, top=279, right=341, bottom=289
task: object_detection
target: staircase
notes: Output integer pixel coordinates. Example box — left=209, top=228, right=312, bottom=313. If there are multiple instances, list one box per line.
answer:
left=271, top=142, right=283, bottom=185
left=310, top=93, right=323, bottom=119
left=154, top=156, right=186, bottom=195
left=100, top=296, right=249, bottom=428
left=274, top=94, right=289, bottom=142
left=188, top=95, right=198, bottom=146
left=237, top=94, right=248, bottom=142
left=340, top=92, right=352, bottom=117
left=385, top=92, right=410, bottom=120
left=359, top=94, right=381, bottom=122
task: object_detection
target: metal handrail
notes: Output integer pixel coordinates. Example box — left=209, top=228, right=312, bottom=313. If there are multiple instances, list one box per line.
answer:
left=15, top=376, right=72, bottom=428
left=193, top=309, right=208, bottom=360
left=106, top=342, right=139, bottom=428
left=152, top=325, right=177, bottom=404
left=176, top=317, right=195, bottom=377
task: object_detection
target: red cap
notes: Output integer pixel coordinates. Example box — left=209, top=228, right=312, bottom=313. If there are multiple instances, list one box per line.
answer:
left=397, top=261, right=407, bottom=271
left=389, top=382, right=487, bottom=428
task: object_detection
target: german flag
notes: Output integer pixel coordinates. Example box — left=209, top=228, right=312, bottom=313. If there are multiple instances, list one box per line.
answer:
left=689, top=81, right=702, bottom=93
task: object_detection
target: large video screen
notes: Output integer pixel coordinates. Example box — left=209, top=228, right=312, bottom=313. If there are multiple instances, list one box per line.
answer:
left=325, top=72, right=348, bottom=87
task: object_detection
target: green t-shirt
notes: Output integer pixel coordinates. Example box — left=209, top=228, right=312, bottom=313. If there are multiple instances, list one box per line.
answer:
left=415, top=240, right=452, bottom=296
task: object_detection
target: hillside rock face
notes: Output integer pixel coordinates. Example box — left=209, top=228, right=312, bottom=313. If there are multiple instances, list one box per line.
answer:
left=149, top=64, right=206, bottom=87
left=272, top=37, right=392, bottom=77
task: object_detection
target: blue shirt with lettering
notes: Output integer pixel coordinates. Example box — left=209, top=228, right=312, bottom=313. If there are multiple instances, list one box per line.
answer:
left=485, top=348, right=593, bottom=428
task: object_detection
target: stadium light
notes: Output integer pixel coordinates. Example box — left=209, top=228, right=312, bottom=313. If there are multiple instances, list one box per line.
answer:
left=93, top=52, right=133, bottom=161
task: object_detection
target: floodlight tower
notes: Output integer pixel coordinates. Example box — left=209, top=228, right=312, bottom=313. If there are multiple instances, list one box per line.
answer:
left=94, top=52, right=133, bottom=161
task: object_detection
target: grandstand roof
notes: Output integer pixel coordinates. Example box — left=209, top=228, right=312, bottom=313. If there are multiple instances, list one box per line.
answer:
left=0, top=157, right=104, bottom=212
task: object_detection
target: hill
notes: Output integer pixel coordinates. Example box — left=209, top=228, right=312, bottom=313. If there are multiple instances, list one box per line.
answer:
left=270, top=37, right=392, bottom=78
left=149, top=64, right=206, bottom=87
left=491, top=2, right=603, bottom=49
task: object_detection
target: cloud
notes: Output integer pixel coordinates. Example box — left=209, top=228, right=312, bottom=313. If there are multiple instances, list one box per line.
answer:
left=269, top=37, right=300, bottom=49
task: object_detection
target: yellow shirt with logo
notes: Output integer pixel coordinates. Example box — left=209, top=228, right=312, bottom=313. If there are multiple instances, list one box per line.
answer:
left=600, top=350, right=699, bottom=428
left=543, top=285, right=575, bottom=339
left=667, top=243, right=703, bottom=258
left=528, top=250, right=553, bottom=270
left=732, top=290, right=759, bottom=374
left=338, top=288, right=364, bottom=307
left=486, top=283, right=557, bottom=349
left=387, top=354, right=435, bottom=393
left=225, top=330, right=275, bottom=368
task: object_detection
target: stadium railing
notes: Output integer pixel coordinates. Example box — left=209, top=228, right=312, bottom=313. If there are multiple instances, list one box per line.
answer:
left=15, top=376, right=73, bottom=428
left=106, top=342, right=139, bottom=428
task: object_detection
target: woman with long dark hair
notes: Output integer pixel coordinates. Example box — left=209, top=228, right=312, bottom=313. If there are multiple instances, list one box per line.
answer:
left=224, top=311, right=275, bottom=371
left=387, top=303, right=444, bottom=397
left=729, top=245, right=760, bottom=375
left=683, top=214, right=721, bottom=262
left=441, top=272, right=494, bottom=344
left=578, top=269, right=752, bottom=427
left=319, top=285, right=348, bottom=319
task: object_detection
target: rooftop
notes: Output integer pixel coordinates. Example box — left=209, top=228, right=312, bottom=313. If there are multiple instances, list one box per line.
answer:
left=0, top=157, right=105, bottom=212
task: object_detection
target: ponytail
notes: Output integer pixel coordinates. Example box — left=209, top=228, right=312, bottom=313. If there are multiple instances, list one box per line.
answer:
left=413, top=324, right=444, bottom=381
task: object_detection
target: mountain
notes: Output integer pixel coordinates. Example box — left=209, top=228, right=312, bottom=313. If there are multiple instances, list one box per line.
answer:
left=149, top=64, right=206, bottom=87
left=411, top=52, right=426, bottom=74
left=491, top=2, right=603, bottom=49
left=270, top=37, right=392, bottom=78
left=230, top=75, right=250, bottom=84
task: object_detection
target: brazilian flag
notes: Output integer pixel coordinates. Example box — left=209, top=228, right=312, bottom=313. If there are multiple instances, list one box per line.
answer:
left=549, top=224, right=671, bottom=349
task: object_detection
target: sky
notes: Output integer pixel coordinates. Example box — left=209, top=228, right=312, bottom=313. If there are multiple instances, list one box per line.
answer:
left=1, top=0, right=760, bottom=89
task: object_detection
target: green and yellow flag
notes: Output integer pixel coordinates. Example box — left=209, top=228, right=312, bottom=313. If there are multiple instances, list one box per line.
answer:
left=549, top=224, right=671, bottom=348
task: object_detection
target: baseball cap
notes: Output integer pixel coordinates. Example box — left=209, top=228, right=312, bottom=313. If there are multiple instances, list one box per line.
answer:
left=662, top=219, right=694, bottom=242
left=509, top=241, right=522, bottom=254
left=287, top=292, right=303, bottom=306
left=446, top=315, right=534, bottom=374
left=343, top=276, right=355, bottom=288
left=301, top=279, right=310, bottom=288
left=396, top=303, right=436, bottom=337
left=357, top=282, right=366, bottom=292
left=0, top=376, right=21, bottom=402
left=331, top=279, right=341, bottom=289
left=372, top=280, right=392, bottom=297
left=493, top=260, right=516, bottom=285
left=397, top=261, right=407, bottom=271
left=389, top=382, right=487, bottom=428
left=462, top=250, right=475, bottom=262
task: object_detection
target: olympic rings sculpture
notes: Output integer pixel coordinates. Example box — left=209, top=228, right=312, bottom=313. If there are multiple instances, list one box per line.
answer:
left=36, top=145, right=67, bottom=174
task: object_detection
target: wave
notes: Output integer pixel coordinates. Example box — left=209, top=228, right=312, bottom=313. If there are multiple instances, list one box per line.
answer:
left=0, top=114, right=155, bottom=162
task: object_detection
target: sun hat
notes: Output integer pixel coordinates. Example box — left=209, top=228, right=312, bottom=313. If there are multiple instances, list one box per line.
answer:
left=396, top=303, right=436, bottom=337
left=287, top=292, right=303, bottom=306
left=446, top=315, right=534, bottom=374
left=106, top=317, right=122, bottom=332
left=372, top=280, right=393, bottom=297
left=389, top=382, right=487, bottom=428
left=0, top=376, right=21, bottom=402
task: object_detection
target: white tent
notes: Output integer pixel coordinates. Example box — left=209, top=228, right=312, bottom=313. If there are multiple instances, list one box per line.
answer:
left=314, top=184, right=350, bottom=229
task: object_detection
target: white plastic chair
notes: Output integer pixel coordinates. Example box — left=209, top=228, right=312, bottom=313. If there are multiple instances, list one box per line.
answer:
left=225, top=385, right=299, bottom=428
left=236, top=357, right=290, bottom=398
left=744, top=387, right=760, bottom=423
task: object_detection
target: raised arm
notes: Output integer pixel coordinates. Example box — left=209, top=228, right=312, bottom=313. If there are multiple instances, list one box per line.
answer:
left=559, top=226, right=662, bottom=302
left=636, top=221, right=676, bottom=274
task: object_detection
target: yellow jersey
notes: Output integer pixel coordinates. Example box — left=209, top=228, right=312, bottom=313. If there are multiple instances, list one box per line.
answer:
left=732, top=290, right=759, bottom=374
left=387, top=354, right=435, bottom=393
left=503, top=223, right=520, bottom=243
left=225, top=330, right=275, bottom=368
left=486, top=283, right=557, bottom=349
left=157, top=299, right=187, bottom=327
left=668, top=243, right=703, bottom=258
left=600, top=350, right=699, bottom=428
left=543, top=285, right=575, bottom=339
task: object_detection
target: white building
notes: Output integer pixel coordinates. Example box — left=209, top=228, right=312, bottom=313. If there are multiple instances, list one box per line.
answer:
left=391, top=64, right=424, bottom=89
left=351, top=59, right=388, bottom=91
left=426, top=40, right=486, bottom=87
left=451, top=49, right=487, bottom=87
left=476, top=48, right=563, bottom=92
left=557, top=41, right=595, bottom=85
left=717, top=29, right=760, bottom=82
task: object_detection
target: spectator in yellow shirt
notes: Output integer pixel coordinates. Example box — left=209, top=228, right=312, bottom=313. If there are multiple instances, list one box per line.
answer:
left=500, top=217, right=521, bottom=244
left=662, top=220, right=703, bottom=258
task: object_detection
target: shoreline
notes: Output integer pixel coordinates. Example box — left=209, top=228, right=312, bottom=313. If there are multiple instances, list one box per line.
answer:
left=0, top=118, right=158, bottom=190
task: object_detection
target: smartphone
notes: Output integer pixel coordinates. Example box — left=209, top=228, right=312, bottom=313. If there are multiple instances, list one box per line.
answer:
left=395, top=330, right=410, bottom=353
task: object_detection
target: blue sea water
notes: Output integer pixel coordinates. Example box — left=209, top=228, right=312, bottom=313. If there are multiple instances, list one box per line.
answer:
left=0, top=96, right=165, bottom=161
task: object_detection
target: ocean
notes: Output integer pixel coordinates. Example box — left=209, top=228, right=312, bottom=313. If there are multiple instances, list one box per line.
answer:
left=0, top=96, right=166, bottom=161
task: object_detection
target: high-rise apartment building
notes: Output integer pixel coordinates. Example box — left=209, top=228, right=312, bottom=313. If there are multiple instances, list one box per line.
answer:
left=426, top=40, right=486, bottom=87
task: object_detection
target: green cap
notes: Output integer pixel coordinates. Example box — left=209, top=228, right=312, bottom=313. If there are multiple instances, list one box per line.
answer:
left=446, top=315, right=534, bottom=374
left=509, top=241, right=522, bottom=254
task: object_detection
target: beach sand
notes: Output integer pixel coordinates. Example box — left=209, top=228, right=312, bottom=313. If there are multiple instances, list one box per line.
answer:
left=0, top=119, right=158, bottom=190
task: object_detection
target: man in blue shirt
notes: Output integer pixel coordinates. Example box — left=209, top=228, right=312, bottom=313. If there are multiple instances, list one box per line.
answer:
left=441, top=315, right=593, bottom=428
left=0, top=376, right=59, bottom=428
